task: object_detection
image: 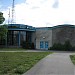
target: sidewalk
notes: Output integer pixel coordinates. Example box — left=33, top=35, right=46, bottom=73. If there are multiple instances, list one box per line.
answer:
left=23, top=53, right=75, bottom=75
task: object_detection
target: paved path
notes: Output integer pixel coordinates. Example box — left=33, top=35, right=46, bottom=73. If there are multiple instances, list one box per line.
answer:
left=23, top=53, right=75, bottom=75
left=0, top=48, right=75, bottom=53
left=0, top=50, right=48, bottom=52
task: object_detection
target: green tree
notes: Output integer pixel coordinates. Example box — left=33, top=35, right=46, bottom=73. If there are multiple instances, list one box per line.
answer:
left=0, top=12, right=5, bottom=24
left=0, top=25, right=8, bottom=39
left=0, top=25, right=8, bottom=46
left=0, top=12, right=7, bottom=46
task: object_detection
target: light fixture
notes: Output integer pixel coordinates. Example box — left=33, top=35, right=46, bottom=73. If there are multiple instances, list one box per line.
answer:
left=43, top=37, right=45, bottom=39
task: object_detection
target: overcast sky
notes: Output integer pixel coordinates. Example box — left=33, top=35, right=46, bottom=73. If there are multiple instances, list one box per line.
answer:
left=0, top=0, right=75, bottom=27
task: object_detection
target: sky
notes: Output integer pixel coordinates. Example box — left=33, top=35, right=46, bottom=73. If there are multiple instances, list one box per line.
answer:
left=0, top=0, right=75, bottom=27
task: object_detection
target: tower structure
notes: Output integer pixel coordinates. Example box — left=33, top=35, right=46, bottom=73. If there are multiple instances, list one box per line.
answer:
left=8, top=9, right=10, bottom=24
left=11, top=0, right=16, bottom=24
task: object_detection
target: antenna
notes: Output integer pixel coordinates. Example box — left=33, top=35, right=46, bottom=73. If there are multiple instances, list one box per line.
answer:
left=11, top=0, right=16, bottom=24
left=8, top=9, right=10, bottom=24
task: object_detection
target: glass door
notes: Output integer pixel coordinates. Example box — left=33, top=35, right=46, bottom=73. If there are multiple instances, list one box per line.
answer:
left=45, top=41, right=48, bottom=49
left=40, top=41, right=44, bottom=49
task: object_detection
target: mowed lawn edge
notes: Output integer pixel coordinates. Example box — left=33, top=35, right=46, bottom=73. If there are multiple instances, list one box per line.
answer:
left=0, top=52, right=52, bottom=75
left=70, top=55, right=75, bottom=65
left=0, top=48, right=27, bottom=51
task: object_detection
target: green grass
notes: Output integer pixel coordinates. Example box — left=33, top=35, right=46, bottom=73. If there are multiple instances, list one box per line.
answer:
left=70, top=55, right=75, bottom=65
left=0, top=52, right=52, bottom=75
left=0, top=48, right=26, bottom=51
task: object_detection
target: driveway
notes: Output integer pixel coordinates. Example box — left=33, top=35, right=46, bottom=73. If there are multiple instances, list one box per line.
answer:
left=23, top=53, right=75, bottom=75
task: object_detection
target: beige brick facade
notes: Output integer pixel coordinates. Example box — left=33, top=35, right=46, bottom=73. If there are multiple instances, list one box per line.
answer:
left=35, top=25, right=75, bottom=50
left=35, top=28, right=52, bottom=49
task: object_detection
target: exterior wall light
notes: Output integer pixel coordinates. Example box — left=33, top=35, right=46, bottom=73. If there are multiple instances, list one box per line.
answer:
left=43, top=37, right=45, bottom=39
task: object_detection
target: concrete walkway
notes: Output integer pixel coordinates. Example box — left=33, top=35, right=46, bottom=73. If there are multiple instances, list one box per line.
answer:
left=23, top=53, right=75, bottom=75
left=0, top=49, right=75, bottom=53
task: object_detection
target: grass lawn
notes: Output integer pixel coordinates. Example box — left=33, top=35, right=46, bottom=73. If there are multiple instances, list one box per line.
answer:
left=70, top=55, right=75, bottom=65
left=0, top=48, right=26, bottom=51
left=0, top=52, right=52, bottom=75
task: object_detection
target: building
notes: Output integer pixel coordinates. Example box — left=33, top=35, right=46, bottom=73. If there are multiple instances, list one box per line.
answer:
left=7, top=24, right=35, bottom=47
left=7, top=24, right=75, bottom=50
left=35, top=27, right=52, bottom=50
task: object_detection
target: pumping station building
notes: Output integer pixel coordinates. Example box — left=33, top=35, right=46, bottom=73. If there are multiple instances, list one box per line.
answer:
left=5, top=24, right=75, bottom=50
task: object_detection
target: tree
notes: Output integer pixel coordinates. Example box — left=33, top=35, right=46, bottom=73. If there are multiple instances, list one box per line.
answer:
left=0, top=25, right=8, bottom=39
left=0, top=12, right=7, bottom=46
left=0, top=12, right=5, bottom=24
left=0, top=25, right=8, bottom=46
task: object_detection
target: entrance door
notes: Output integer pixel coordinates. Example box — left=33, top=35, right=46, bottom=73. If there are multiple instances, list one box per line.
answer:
left=45, top=41, right=48, bottom=49
left=40, top=41, right=48, bottom=49
left=40, top=41, right=44, bottom=49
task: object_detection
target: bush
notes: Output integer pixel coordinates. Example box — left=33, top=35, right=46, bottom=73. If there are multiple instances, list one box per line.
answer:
left=63, top=40, right=72, bottom=51
left=21, top=41, right=35, bottom=49
left=21, top=41, right=29, bottom=49
left=49, top=43, right=64, bottom=50
left=49, top=40, right=75, bottom=51
left=31, top=42, right=35, bottom=49
left=71, top=46, right=75, bottom=51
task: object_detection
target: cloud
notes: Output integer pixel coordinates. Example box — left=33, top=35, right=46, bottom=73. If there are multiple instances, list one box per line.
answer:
left=52, top=0, right=59, bottom=8
left=2, top=0, right=75, bottom=27
left=31, top=6, right=40, bottom=9
left=40, top=0, right=48, bottom=3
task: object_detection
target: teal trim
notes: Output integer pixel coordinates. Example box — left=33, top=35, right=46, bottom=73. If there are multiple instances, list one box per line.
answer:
left=52, top=25, right=75, bottom=29
left=8, top=24, right=36, bottom=31
left=8, top=24, right=75, bottom=31
left=36, top=24, right=75, bottom=30
left=8, top=28, right=35, bottom=31
left=36, top=27, right=52, bottom=30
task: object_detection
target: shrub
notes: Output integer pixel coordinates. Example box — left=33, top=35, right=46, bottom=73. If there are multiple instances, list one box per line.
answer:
left=31, top=43, right=35, bottom=49
left=21, top=41, right=29, bottom=49
left=71, top=46, right=75, bottom=51
left=49, top=43, right=64, bottom=50
left=49, top=40, right=75, bottom=51
left=63, top=40, right=72, bottom=51
left=21, top=41, right=35, bottom=49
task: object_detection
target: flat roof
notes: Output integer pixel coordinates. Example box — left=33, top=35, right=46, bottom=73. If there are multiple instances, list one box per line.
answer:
left=8, top=24, right=36, bottom=31
left=8, top=24, right=75, bottom=31
left=36, top=24, right=75, bottom=30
